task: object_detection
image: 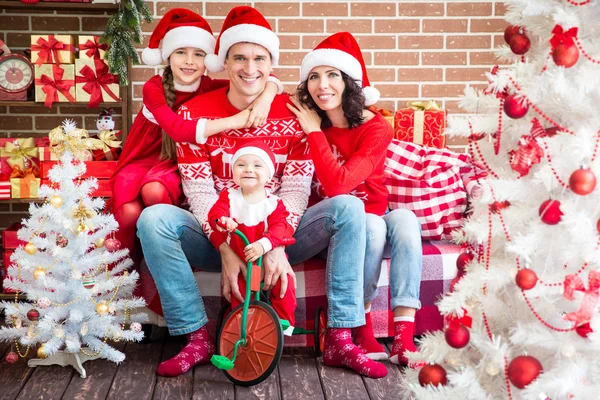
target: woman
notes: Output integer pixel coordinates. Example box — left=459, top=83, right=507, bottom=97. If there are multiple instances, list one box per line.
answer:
left=288, top=32, right=423, bottom=368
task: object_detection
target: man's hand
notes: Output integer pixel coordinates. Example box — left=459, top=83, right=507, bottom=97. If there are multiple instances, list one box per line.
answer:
left=219, top=243, right=246, bottom=303
left=262, top=246, right=296, bottom=298
left=216, top=216, right=238, bottom=232
left=244, top=241, right=265, bottom=262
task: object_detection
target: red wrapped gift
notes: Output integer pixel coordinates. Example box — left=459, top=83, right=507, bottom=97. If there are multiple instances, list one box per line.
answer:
left=90, top=130, right=122, bottom=161
left=34, top=64, right=76, bottom=108
left=369, top=106, right=395, bottom=128
left=78, top=35, right=108, bottom=59
left=40, top=160, right=117, bottom=180
left=75, top=59, right=120, bottom=108
left=394, top=100, right=447, bottom=149
left=0, top=137, right=49, bottom=178
left=31, top=35, right=75, bottom=65
left=0, top=174, right=9, bottom=200
left=2, top=223, right=25, bottom=249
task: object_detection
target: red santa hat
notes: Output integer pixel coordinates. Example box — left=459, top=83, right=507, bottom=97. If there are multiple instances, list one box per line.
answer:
left=142, top=8, right=216, bottom=68
left=299, top=32, right=380, bottom=106
left=231, top=140, right=276, bottom=179
left=204, top=6, right=279, bottom=73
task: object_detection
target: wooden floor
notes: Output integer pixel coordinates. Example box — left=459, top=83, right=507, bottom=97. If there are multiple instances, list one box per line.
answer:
left=0, top=327, right=413, bottom=400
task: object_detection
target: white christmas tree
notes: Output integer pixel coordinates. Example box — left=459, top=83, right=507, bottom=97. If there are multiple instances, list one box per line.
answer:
left=0, top=120, right=146, bottom=378
left=407, top=1, right=600, bottom=399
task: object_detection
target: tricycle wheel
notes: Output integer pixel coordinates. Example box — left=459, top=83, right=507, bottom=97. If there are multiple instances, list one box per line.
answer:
left=219, top=300, right=283, bottom=386
left=313, top=306, right=327, bottom=357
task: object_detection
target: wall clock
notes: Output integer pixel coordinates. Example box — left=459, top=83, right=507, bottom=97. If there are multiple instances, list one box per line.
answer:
left=0, top=53, right=34, bottom=101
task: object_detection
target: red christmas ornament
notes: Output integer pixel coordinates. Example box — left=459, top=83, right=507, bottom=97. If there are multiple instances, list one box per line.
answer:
left=5, top=351, right=18, bottom=364
left=470, top=132, right=485, bottom=141
left=456, top=252, right=474, bottom=274
left=597, top=219, right=600, bottom=235
left=27, top=309, right=40, bottom=321
left=504, top=25, right=522, bottom=44
left=545, top=127, right=559, bottom=137
left=445, top=324, right=470, bottom=349
left=539, top=200, right=562, bottom=225
left=508, top=355, right=543, bottom=389
left=490, top=200, right=511, bottom=214
left=418, top=364, right=448, bottom=387
left=504, top=94, right=529, bottom=119
left=569, top=168, right=596, bottom=196
left=509, top=34, right=531, bottom=55
left=576, top=322, right=593, bottom=338
left=552, top=43, right=579, bottom=68
left=516, top=269, right=538, bottom=290
left=105, top=238, right=121, bottom=252
left=450, top=276, right=461, bottom=292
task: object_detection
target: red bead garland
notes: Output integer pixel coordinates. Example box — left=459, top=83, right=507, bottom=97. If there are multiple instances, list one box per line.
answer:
left=575, top=37, right=600, bottom=65
left=566, top=0, right=591, bottom=5
left=495, top=98, right=504, bottom=154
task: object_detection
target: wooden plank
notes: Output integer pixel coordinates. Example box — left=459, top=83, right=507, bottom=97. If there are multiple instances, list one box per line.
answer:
left=152, top=338, right=193, bottom=400
left=235, top=368, right=281, bottom=400
left=0, top=346, right=35, bottom=400
left=192, top=364, right=235, bottom=400
left=317, top=358, right=369, bottom=400
left=361, top=340, right=407, bottom=400
left=106, top=328, right=167, bottom=400
left=278, top=347, right=324, bottom=400
left=15, top=363, right=74, bottom=400
left=60, top=342, right=126, bottom=400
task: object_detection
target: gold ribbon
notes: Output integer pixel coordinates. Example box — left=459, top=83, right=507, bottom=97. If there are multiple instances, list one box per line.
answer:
left=406, top=101, right=441, bottom=145
left=48, top=125, right=93, bottom=160
left=1, top=138, right=39, bottom=170
left=88, top=130, right=122, bottom=153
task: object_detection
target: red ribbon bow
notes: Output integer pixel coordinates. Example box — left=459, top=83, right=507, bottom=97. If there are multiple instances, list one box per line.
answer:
left=31, top=36, right=72, bottom=66
left=445, top=308, right=473, bottom=330
left=563, top=271, right=600, bottom=326
left=81, top=37, right=108, bottom=59
left=34, top=64, right=75, bottom=108
left=550, top=25, right=579, bottom=49
left=508, top=119, right=546, bottom=176
left=75, top=59, right=120, bottom=108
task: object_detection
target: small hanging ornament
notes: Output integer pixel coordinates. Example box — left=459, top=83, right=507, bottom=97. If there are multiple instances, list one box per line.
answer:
left=33, top=267, right=46, bottom=280
left=5, top=351, right=18, bottom=364
left=27, top=308, right=40, bottom=321
left=53, top=326, right=65, bottom=338
left=76, top=223, right=89, bottom=234
left=37, top=346, right=48, bottom=359
left=105, top=238, right=121, bottom=252
left=13, top=317, right=22, bottom=329
left=456, top=252, right=474, bottom=274
left=576, top=322, right=593, bottom=338
left=485, top=362, right=500, bottom=376
left=130, top=322, right=142, bottom=333
left=95, top=237, right=106, bottom=248
left=49, top=195, right=63, bottom=208
left=80, top=322, right=88, bottom=336
left=569, top=168, right=596, bottom=196
left=418, top=364, right=448, bottom=387
left=56, top=234, right=68, bottom=248
left=445, top=324, right=470, bottom=349
left=550, top=25, right=579, bottom=68
left=37, top=297, right=51, bottom=309
left=545, top=127, right=559, bottom=137
left=504, top=25, right=522, bottom=44
left=539, top=200, right=562, bottom=225
left=503, top=94, right=529, bottom=119
left=24, top=242, right=37, bottom=255
left=96, top=302, right=109, bottom=315
left=26, top=325, right=34, bottom=339
left=509, top=33, right=530, bottom=55
left=82, top=277, right=96, bottom=289
left=597, top=218, right=600, bottom=234
left=490, top=200, right=511, bottom=214
left=508, top=355, right=543, bottom=389
left=516, top=269, right=538, bottom=290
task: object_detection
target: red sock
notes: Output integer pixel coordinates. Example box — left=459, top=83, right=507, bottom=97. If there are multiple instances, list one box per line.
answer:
left=352, top=311, right=388, bottom=360
left=156, top=327, right=214, bottom=377
left=389, top=317, right=423, bottom=368
left=323, top=328, right=387, bottom=379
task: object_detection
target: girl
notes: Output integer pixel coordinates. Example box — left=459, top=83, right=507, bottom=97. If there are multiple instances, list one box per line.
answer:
left=288, top=32, right=424, bottom=368
left=110, top=7, right=282, bottom=295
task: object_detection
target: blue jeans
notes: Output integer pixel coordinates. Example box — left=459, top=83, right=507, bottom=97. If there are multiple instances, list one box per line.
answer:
left=137, top=195, right=366, bottom=335
left=364, top=209, right=422, bottom=310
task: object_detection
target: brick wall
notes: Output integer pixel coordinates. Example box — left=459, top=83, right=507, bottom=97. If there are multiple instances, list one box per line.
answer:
left=0, top=0, right=508, bottom=228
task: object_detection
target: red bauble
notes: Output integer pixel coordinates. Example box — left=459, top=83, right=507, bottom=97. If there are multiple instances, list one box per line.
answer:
left=597, top=218, right=600, bottom=235
left=490, top=200, right=511, bottom=214
left=418, top=364, right=448, bottom=387
left=507, top=355, right=543, bottom=389
left=509, top=34, right=531, bottom=55
left=552, top=43, right=579, bottom=68
left=450, top=276, right=461, bottom=292
left=27, top=309, right=40, bottom=321
left=503, top=94, right=529, bottom=119
left=516, top=269, right=538, bottom=290
left=538, top=200, right=562, bottom=225
left=576, top=322, right=593, bottom=338
left=545, top=127, right=559, bottom=137
left=445, top=325, right=470, bottom=349
left=569, top=168, right=596, bottom=196
left=456, top=252, right=474, bottom=274
left=105, top=238, right=121, bottom=252
left=504, top=25, right=522, bottom=44
left=5, top=351, right=18, bottom=364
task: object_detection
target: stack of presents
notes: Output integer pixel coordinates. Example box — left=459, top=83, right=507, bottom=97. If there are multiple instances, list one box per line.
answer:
left=0, top=111, right=122, bottom=292
left=138, top=101, right=487, bottom=344
left=31, top=34, right=119, bottom=108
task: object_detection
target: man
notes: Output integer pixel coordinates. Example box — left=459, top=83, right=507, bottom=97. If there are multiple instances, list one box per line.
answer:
left=137, top=6, right=386, bottom=379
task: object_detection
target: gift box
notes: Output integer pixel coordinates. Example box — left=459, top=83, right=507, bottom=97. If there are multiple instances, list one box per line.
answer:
left=31, top=35, right=75, bottom=66
left=10, top=166, right=40, bottom=199
left=78, top=35, right=108, bottom=60
left=38, top=146, right=60, bottom=162
left=394, top=100, right=447, bottom=149
left=90, top=130, right=122, bottom=161
left=2, top=222, right=25, bottom=250
left=41, top=160, right=117, bottom=180
left=369, top=106, right=395, bottom=128
left=0, top=138, right=48, bottom=178
left=75, top=59, right=120, bottom=108
left=34, top=64, right=76, bottom=108
left=0, top=177, right=9, bottom=200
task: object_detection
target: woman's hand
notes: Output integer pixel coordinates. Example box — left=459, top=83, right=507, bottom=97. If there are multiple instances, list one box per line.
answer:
left=244, top=242, right=265, bottom=262
left=286, top=96, right=322, bottom=134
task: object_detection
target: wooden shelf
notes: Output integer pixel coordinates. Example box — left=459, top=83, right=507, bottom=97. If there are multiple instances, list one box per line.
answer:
left=0, top=292, right=26, bottom=301
left=0, top=1, right=118, bottom=12
left=0, top=101, right=122, bottom=108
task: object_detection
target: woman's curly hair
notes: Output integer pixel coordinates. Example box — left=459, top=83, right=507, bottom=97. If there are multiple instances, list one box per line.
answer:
left=296, top=70, right=365, bottom=129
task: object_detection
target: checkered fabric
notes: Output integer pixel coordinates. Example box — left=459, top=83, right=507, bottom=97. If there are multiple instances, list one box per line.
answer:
left=384, top=139, right=483, bottom=240
left=137, top=240, right=460, bottom=346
